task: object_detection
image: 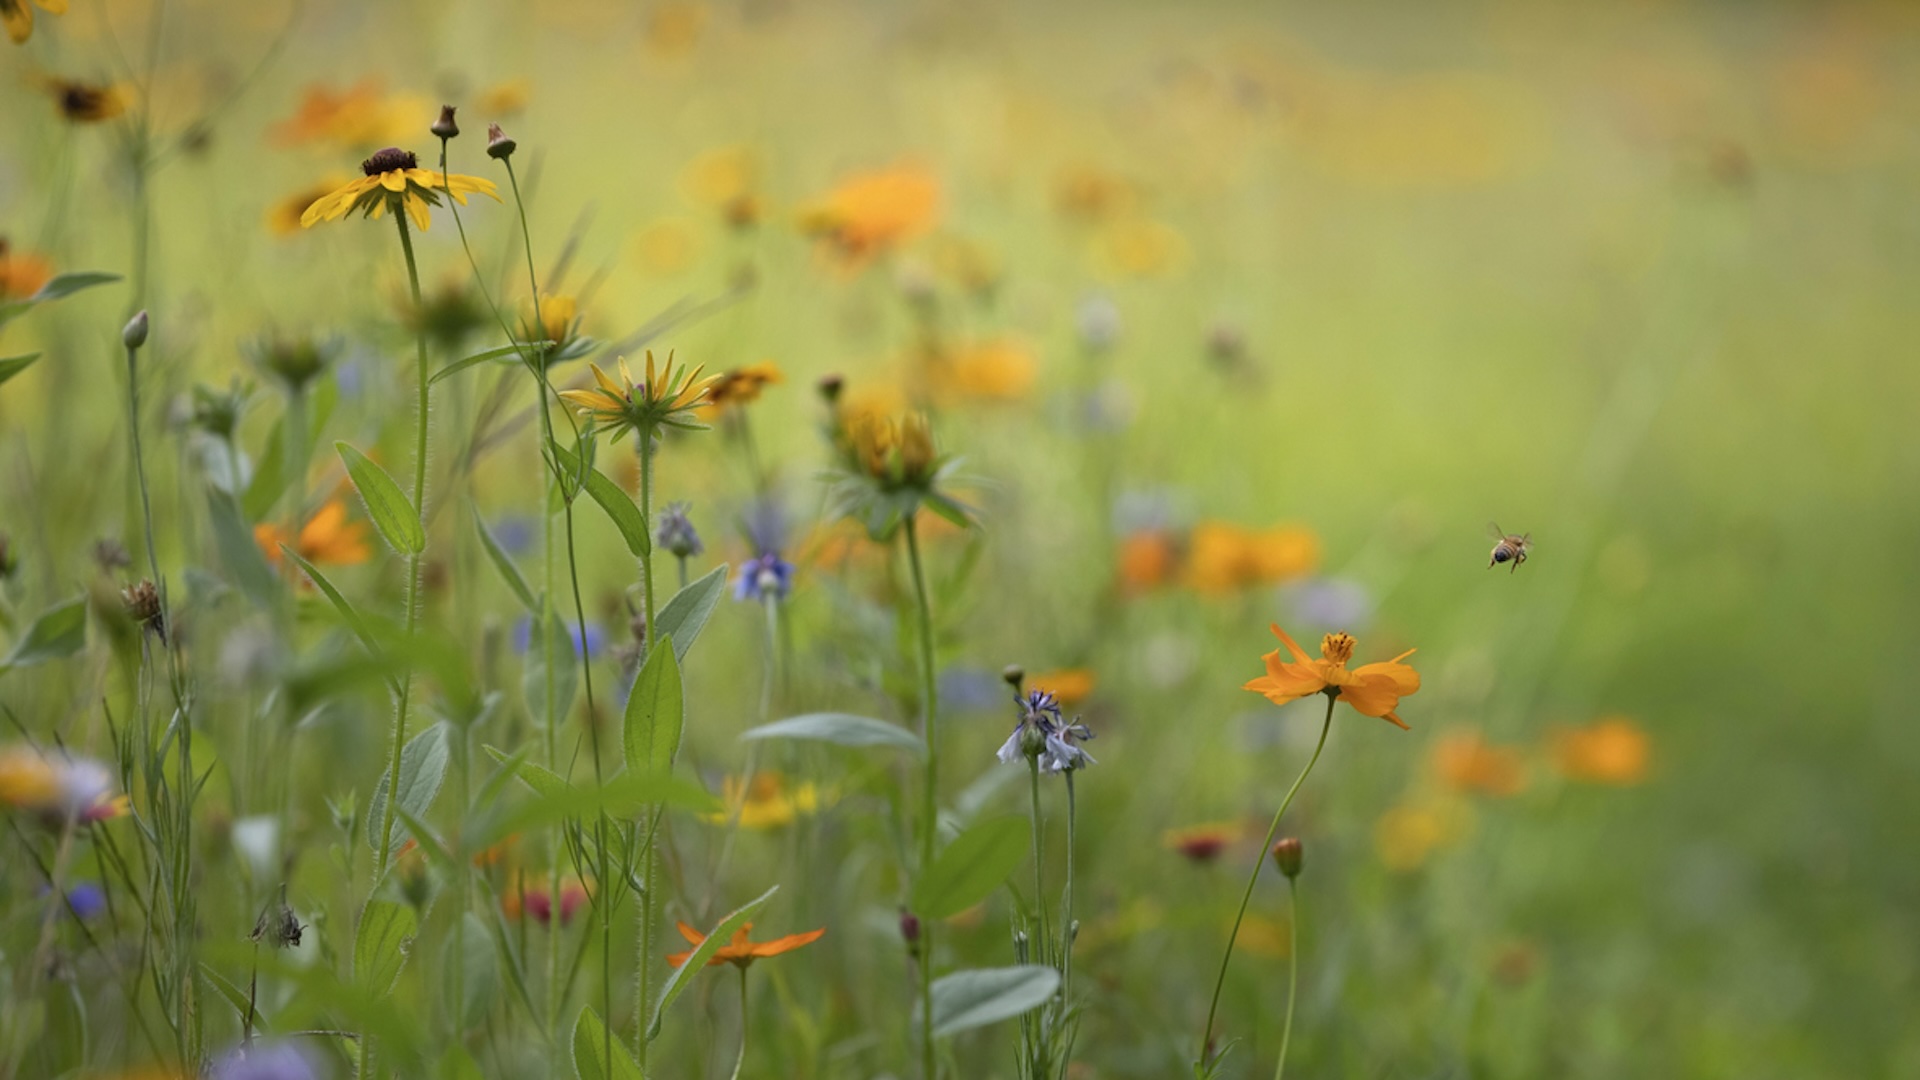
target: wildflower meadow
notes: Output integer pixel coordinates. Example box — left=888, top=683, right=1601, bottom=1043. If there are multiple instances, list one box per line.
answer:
left=1, top=2, right=1914, bottom=1077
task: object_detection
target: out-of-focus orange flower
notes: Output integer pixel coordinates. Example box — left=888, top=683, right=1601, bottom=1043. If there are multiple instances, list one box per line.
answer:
left=1432, top=729, right=1528, bottom=797
left=1028, top=669, right=1094, bottom=707
left=700, top=360, right=783, bottom=417
left=256, top=500, right=374, bottom=568
left=1092, top=217, right=1187, bottom=278
left=475, top=78, right=531, bottom=117
left=1185, top=522, right=1319, bottom=593
left=1117, top=530, right=1180, bottom=594
left=1244, top=624, right=1420, bottom=729
left=1163, top=821, right=1238, bottom=863
left=1374, top=797, right=1472, bottom=871
left=272, top=80, right=423, bottom=149
left=501, top=873, right=592, bottom=925
left=645, top=1, right=707, bottom=58
left=800, top=521, right=878, bottom=573
left=632, top=218, right=699, bottom=275
left=1235, top=913, right=1293, bottom=959
left=1551, top=717, right=1649, bottom=785
left=930, top=339, right=1037, bottom=403
left=667, top=921, right=824, bottom=969
left=265, top=175, right=350, bottom=237
left=799, top=164, right=940, bottom=269
left=0, top=238, right=53, bottom=299
left=682, top=145, right=758, bottom=206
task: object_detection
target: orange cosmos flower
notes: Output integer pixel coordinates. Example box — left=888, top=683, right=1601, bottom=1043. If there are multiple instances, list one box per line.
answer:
left=929, top=339, right=1037, bottom=404
left=1116, top=529, right=1180, bottom=594
left=666, top=921, right=825, bottom=969
left=1185, top=522, right=1319, bottom=593
left=0, top=238, right=53, bottom=300
left=255, top=500, right=373, bottom=567
left=1551, top=717, right=1649, bottom=785
left=798, top=164, right=939, bottom=268
left=1027, top=668, right=1095, bottom=707
left=1244, top=624, right=1420, bottom=729
left=1432, top=730, right=1528, bottom=797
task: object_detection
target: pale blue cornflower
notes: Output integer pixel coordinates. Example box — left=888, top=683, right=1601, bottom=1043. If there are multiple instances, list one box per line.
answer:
left=996, top=688, right=1094, bottom=772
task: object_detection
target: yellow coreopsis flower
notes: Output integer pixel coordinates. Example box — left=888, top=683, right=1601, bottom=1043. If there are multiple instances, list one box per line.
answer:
left=3, top=0, right=65, bottom=45
left=558, top=350, right=716, bottom=441
left=300, top=147, right=499, bottom=232
left=700, top=360, right=783, bottom=417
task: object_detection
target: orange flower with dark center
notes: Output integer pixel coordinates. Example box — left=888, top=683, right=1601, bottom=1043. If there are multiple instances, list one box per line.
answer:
left=1244, top=624, right=1420, bottom=729
left=255, top=500, right=373, bottom=567
left=666, top=921, right=824, bottom=969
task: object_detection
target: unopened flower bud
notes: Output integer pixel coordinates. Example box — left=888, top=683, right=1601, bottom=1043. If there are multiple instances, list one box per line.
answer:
left=1002, top=664, right=1025, bottom=688
left=1271, top=836, right=1304, bottom=879
left=899, top=909, right=921, bottom=947
left=486, top=123, right=516, bottom=160
left=432, top=104, right=460, bottom=140
left=816, top=374, right=844, bottom=403
left=122, top=310, right=149, bottom=350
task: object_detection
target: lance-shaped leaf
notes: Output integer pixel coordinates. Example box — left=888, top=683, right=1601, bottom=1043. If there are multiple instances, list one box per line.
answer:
left=911, top=817, right=1029, bottom=921
left=653, top=566, right=727, bottom=664
left=336, top=442, right=424, bottom=555
left=647, top=885, right=779, bottom=1041
left=354, top=899, right=418, bottom=998
left=366, top=722, right=452, bottom=855
left=572, top=1005, right=643, bottom=1080
left=207, top=491, right=279, bottom=610
left=922, top=966, right=1061, bottom=1037
left=474, top=511, right=536, bottom=612
left=33, top=271, right=122, bottom=302
left=623, top=635, right=683, bottom=774
left=740, top=713, right=925, bottom=755
left=430, top=343, right=529, bottom=385
left=0, top=353, right=41, bottom=390
left=548, top=439, right=649, bottom=558
left=1, top=595, right=87, bottom=675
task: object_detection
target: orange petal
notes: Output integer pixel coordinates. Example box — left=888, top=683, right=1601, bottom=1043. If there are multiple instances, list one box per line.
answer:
left=1268, top=624, right=1313, bottom=664
left=675, top=921, right=705, bottom=945
left=1339, top=675, right=1410, bottom=726
left=665, top=949, right=693, bottom=968
left=1350, top=659, right=1420, bottom=696
left=748, top=927, right=826, bottom=958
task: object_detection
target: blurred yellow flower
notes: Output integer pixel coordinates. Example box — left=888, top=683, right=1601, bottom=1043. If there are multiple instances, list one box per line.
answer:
left=3, top=0, right=66, bottom=45
left=520, top=293, right=579, bottom=348
left=0, top=238, right=53, bottom=299
left=700, top=360, right=783, bottom=417
left=930, top=339, right=1037, bottom=403
left=1234, top=913, right=1293, bottom=960
left=256, top=500, right=373, bottom=568
left=645, top=1, right=707, bottom=58
left=46, top=78, right=129, bottom=123
left=475, top=77, right=532, bottom=117
left=1244, top=625, right=1420, bottom=730
left=0, top=747, right=60, bottom=808
left=1374, top=797, right=1473, bottom=871
left=704, top=772, right=828, bottom=829
left=300, top=147, right=499, bottom=232
left=265, top=175, right=350, bottom=237
left=681, top=144, right=759, bottom=206
left=1092, top=217, right=1187, bottom=278
left=1432, top=729, right=1528, bottom=797
left=1184, top=522, right=1319, bottom=593
left=633, top=218, right=700, bottom=274
left=847, top=411, right=937, bottom=485
left=1028, top=668, right=1094, bottom=706
left=799, top=163, right=940, bottom=269
left=1551, top=717, right=1649, bottom=785
left=1053, top=164, right=1136, bottom=222
left=273, top=80, right=424, bottom=150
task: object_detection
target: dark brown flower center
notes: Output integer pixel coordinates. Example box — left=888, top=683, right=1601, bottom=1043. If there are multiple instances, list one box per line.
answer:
left=58, top=84, right=106, bottom=117
left=361, top=147, right=418, bottom=176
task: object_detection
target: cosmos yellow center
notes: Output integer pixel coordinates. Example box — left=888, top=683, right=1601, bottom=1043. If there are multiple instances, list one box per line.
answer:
left=1320, top=632, right=1356, bottom=666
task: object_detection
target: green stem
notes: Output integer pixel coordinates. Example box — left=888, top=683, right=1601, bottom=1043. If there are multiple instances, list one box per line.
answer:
left=729, top=965, right=750, bottom=1080
left=1273, top=878, right=1299, bottom=1080
left=1026, top=759, right=1049, bottom=966
left=635, top=429, right=661, bottom=1067
left=903, top=515, right=940, bottom=1080
left=1062, top=770, right=1077, bottom=1003
left=1197, top=694, right=1334, bottom=1070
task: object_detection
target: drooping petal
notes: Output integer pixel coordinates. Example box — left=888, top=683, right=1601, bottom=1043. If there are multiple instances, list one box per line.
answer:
left=1243, top=675, right=1311, bottom=707
left=4, top=5, right=34, bottom=44
left=674, top=921, right=705, bottom=945
left=1259, top=651, right=1330, bottom=697
left=1339, top=674, right=1413, bottom=728
left=747, top=927, right=826, bottom=959
left=1350, top=658, right=1420, bottom=695
left=405, top=191, right=431, bottom=231
left=38, top=0, right=70, bottom=13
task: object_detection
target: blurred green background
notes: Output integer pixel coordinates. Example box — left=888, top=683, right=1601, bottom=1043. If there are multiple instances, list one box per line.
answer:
left=3, top=0, right=1918, bottom=1076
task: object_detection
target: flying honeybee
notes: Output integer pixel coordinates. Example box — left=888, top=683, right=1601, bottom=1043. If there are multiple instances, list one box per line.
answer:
left=1487, top=524, right=1532, bottom=573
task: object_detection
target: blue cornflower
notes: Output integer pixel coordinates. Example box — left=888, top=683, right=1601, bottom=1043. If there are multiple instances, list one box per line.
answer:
left=40, top=881, right=107, bottom=920
left=995, top=688, right=1096, bottom=772
left=1042, top=718, right=1097, bottom=773
left=734, top=551, right=793, bottom=602
left=209, top=1041, right=318, bottom=1080
left=512, top=617, right=605, bottom=657
left=656, top=501, right=704, bottom=558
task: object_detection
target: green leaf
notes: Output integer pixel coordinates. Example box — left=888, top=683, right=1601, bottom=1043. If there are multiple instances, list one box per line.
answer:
left=521, top=610, right=578, bottom=728
left=924, top=965, right=1060, bottom=1037
left=483, top=744, right=570, bottom=799
left=622, top=636, right=683, bottom=774
left=431, top=343, right=528, bottom=385
left=549, top=440, right=650, bottom=558
left=0, top=301, right=33, bottom=329
left=282, top=548, right=392, bottom=689
left=648, top=885, right=779, bottom=1041
left=366, top=722, right=452, bottom=855
left=740, top=713, right=925, bottom=755
left=1, top=595, right=87, bottom=673
left=206, top=491, right=279, bottom=610
left=445, top=913, right=499, bottom=1029
left=354, top=899, right=418, bottom=998
left=32, top=271, right=121, bottom=302
left=438, top=1046, right=485, bottom=1080
left=475, top=511, right=536, bottom=612
left=336, top=442, right=423, bottom=555
left=0, top=353, right=41, bottom=389
left=243, top=384, right=337, bottom=520
left=654, top=566, right=727, bottom=664
left=911, top=817, right=1030, bottom=921
left=572, top=1006, right=644, bottom=1080
left=469, top=769, right=719, bottom=851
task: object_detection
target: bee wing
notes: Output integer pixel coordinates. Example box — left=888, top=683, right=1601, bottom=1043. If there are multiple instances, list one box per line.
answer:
left=1487, top=522, right=1507, bottom=541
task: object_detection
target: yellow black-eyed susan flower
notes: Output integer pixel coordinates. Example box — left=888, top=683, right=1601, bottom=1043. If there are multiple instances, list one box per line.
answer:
left=3, top=0, right=65, bottom=45
left=46, top=78, right=128, bottom=123
left=300, top=146, right=499, bottom=232
left=558, top=350, right=716, bottom=441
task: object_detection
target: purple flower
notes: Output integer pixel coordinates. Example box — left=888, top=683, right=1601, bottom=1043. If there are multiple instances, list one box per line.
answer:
left=209, top=1041, right=319, bottom=1080
left=489, top=514, right=536, bottom=555
left=656, top=501, right=704, bottom=559
left=734, top=552, right=793, bottom=602
left=995, top=689, right=1095, bottom=773
left=512, top=617, right=605, bottom=657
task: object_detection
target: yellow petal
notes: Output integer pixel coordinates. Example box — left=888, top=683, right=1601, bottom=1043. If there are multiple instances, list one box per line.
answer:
left=406, top=191, right=431, bottom=231
left=4, top=6, right=33, bottom=43
left=37, top=0, right=69, bottom=13
left=379, top=170, right=408, bottom=192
